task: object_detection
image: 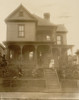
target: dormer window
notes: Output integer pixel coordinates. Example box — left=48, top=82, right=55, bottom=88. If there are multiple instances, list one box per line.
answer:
left=18, top=24, right=25, bottom=37
left=46, top=35, right=50, bottom=41
left=57, top=35, right=62, bottom=45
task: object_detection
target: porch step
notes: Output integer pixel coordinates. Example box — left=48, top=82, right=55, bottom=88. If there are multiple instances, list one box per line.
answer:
left=2, top=79, right=46, bottom=92
left=0, top=68, right=61, bottom=92
left=44, top=68, right=61, bottom=90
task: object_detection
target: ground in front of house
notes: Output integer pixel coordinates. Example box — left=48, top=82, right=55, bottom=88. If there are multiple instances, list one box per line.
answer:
left=0, top=92, right=79, bottom=100
left=0, top=77, right=78, bottom=92
left=0, top=78, right=79, bottom=99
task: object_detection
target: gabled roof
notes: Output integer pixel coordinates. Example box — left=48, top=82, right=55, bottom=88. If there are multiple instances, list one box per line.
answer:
left=5, top=4, right=56, bottom=27
left=5, top=4, right=55, bottom=26
left=5, top=4, right=37, bottom=22
left=56, top=24, right=67, bottom=32
left=33, top=14, right=55, bottom=26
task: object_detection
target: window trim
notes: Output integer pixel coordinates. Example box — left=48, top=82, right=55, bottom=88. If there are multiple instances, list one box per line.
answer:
left=46, top=35, right=51, bottom=41
left=18, top=24, right=25, bottom=38
left=56, top=35, right=62, bottom=45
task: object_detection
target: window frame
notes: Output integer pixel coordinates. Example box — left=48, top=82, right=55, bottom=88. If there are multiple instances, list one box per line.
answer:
left=18, top=24, right=25, bottom=38
left=57, top=35, right=62, bottom=45
left=46, top=35, right=51, bottom=41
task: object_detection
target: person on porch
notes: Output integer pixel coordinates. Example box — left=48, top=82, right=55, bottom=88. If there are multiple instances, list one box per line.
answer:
left=49, top=59, right=55, bottom=69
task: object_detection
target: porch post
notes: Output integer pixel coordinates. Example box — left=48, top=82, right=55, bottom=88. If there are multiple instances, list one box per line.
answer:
left=71, top=47, right=73, bottom=56
left=59, top=47, right=62, bottom=57
left=6, top=46, right=10, bottom=60
left=35, top=45, right=38, bottom=67
left=50, top=45, right=53, bottom=59
left=20, top=45, right=23, bottom=65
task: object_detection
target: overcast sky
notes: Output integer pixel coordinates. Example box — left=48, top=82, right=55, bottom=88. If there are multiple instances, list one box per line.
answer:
left=0, top=0, right=79, bottom=52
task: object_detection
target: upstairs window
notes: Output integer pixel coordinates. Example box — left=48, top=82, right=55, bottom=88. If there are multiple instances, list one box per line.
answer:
left=57, top=35, right=62, bottom=45
left=46, top=35, right=51, bottom=41
left=18, top=25, right=25, bottom=37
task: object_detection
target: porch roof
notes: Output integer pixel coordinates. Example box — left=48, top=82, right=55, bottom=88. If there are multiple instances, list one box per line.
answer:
left=3, top=41, right=74, bottom=49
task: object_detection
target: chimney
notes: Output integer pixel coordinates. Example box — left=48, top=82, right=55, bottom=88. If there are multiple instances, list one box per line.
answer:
left=44, top=13, right=50, bottom=21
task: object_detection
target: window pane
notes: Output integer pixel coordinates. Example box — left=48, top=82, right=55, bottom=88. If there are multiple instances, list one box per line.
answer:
left=19, top=32, right=22, bottom=36
left=21, top=26, right=24, bottom=31
left=21, top=32, right=24, bottom=36
left=57, top=36, right=61, bottom=40
left=19, top=32, right=24, bottom=37
left=57, top=36, right=62, bottom=45
left=18, top=25, right=24, bottom=37
left=46, top=35, right=50, bottom=41
left=19, top=26, right=22, bottom=31
left=57, top=41, right=61, bottom=45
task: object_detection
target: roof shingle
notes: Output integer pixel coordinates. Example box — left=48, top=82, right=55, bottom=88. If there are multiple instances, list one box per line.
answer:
left=56, top=24, right=67, bottom=32
left=33, top=14, right=55, bottom=26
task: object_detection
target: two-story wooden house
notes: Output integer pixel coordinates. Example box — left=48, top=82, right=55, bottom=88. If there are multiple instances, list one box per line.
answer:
left=3, top=5, right=73, bottom=91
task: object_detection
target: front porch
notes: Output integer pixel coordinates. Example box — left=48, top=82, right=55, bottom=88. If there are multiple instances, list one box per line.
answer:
left=2, top=41, right=73, bottom=92
left=4, top=41, right=73, bottom=68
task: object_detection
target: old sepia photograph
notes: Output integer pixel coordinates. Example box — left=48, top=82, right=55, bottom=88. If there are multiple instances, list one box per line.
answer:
left=0, top=0, right=79, bottom=99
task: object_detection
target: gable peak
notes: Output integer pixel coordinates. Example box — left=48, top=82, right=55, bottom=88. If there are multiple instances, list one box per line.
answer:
left=18, top=4, right=26, bottom=9
left=5, top=4, right=37, bottom=22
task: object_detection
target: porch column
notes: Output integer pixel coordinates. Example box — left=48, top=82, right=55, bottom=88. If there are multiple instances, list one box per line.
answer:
left=50, top=46, right=56, bottom=68
left=35, top=45, right=38, bottom=67
left=59, top=47, right=62, bottom=57
left=50, top=45, right=53, bottom=59
left=71, top=47, right=73, bottom=56
left=6, top=46, right=10, bottom=60
left=57, top=47, right=62, bottom=65
left=20, top=45, right=23, bottom=65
